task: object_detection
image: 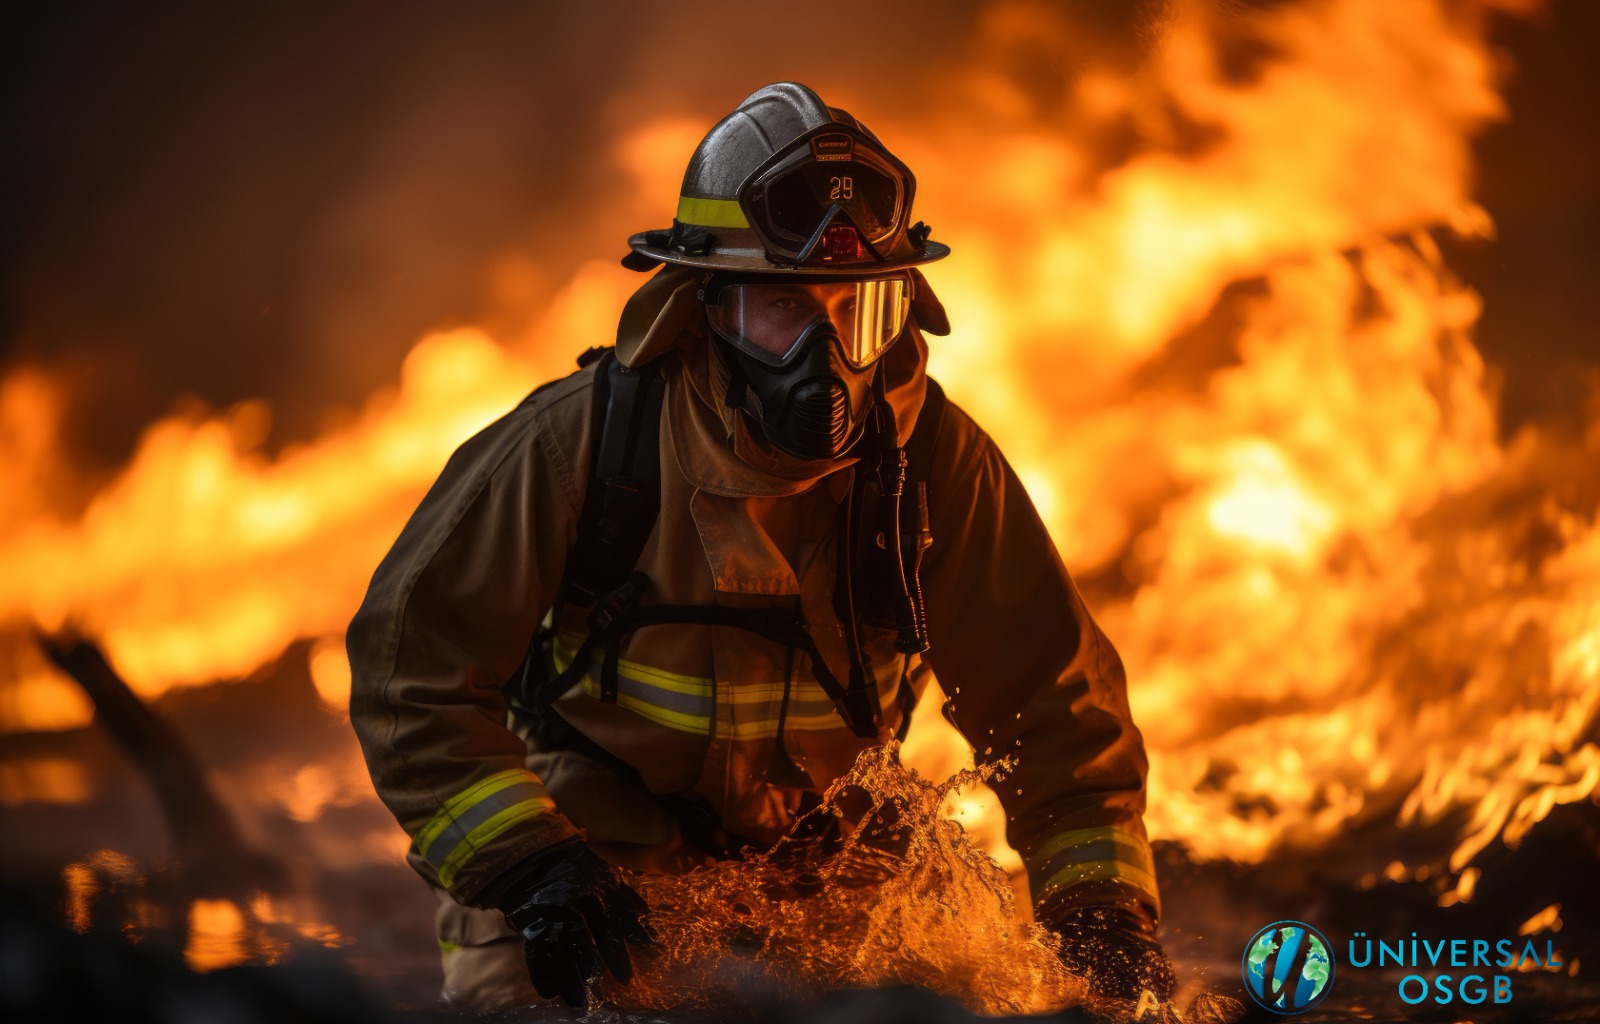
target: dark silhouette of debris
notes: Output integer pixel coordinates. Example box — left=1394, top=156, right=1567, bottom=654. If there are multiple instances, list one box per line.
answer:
left=36, top=631, right=285, bottom=898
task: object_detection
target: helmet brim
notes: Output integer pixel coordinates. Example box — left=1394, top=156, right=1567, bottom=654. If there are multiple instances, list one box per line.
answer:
left=625, top=231, right=950, bottom=276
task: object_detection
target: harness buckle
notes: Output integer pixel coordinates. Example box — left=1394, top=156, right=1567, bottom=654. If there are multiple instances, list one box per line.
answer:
left=588, top=571, right=652, bottom=634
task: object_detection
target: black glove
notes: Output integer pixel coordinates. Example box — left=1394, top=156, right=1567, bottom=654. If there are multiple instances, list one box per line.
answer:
left=1048, top=902, right=1176, bottom=1004
left=494, top=840, right=654, bottom=1007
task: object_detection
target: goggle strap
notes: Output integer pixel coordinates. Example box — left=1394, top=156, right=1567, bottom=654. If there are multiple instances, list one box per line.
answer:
left=793, top=203, right=840, bottom=265
left=793, top=204, right=885, bottom=267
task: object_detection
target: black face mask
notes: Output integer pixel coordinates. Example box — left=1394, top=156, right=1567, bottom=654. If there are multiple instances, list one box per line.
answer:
left=718, top=326, right=877, bottom=462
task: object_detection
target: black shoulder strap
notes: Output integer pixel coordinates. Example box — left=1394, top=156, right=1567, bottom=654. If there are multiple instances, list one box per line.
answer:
left=511, top=360, right=943, bottom=741
left=506, top=348, right=663, bottom=715
left=562, top=349, right=667, bottom=607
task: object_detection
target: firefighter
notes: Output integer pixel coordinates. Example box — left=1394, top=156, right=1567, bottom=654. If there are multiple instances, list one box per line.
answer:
left=348, top=81, right=1173, bottom=1010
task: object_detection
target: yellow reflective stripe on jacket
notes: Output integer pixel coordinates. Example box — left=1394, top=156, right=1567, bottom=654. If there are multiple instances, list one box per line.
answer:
left=720, top=678, right=843, bottom=739
left=553, top=633, right=880, bottom=740
left=415, top=769, right=556, bottom=888
left=555, top=635, right=715, bottom=733
left=676, top=195, right=750, bottom=229
left=1029, top=825, right=1160, bottom=910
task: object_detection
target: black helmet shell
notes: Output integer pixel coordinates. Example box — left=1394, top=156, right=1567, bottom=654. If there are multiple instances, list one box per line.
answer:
left=626, top=82, right=949, bottom=275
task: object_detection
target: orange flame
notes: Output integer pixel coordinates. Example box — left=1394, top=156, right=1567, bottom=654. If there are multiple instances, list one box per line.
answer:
left=1, top=0, right=1591, bottom=891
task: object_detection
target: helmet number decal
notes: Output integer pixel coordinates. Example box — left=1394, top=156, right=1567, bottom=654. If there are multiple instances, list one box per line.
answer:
left=829, top=176, right=855, bottom=201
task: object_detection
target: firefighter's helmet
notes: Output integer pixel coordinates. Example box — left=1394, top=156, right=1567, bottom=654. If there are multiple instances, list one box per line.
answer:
left=625, top=82, right=950, bottom=275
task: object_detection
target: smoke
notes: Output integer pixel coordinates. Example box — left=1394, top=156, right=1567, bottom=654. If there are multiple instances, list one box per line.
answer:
left=2, top=0, right=973, bottom=473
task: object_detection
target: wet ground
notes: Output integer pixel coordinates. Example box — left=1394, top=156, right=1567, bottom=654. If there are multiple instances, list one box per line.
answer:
left=1, top=650, right=1596, bottom=1022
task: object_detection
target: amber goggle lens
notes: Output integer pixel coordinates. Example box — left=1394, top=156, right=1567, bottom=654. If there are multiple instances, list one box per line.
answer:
left=706, top=276, right=911, bottom=368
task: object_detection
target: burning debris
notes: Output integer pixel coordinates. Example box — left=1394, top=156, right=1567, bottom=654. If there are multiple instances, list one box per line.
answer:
left=37, top=634, right=285, bottom=899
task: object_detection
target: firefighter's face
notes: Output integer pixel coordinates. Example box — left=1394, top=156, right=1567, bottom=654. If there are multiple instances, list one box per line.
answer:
left=704, top=274, right=911, bottom=370
left=731, top=282, right=859, bottom=364
left=706, top=273, right=912, bottom=461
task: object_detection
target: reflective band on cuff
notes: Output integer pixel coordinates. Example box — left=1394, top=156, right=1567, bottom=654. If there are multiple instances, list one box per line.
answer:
left=415, top=769, right=556, bottom=889
left=676, top=196, right=751, bottom=229
left=1029, top=826, right=1160, bottom=908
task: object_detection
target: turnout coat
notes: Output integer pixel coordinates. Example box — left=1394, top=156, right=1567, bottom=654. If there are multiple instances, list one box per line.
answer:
left=348, top=268, right=1158, bottom=965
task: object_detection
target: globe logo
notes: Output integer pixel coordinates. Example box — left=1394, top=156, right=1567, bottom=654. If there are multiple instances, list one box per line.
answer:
left=1242, top=920, right=1335, bottom=1014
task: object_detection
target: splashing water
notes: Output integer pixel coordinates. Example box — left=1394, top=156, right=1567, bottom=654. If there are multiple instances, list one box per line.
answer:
left=615, top=745, right=1245, bottom=1022
left=610, top=745, right=1065, bottom=1016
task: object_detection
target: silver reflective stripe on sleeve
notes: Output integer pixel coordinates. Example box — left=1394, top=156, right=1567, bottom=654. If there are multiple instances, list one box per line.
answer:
left=415, top=769, right=556, bottom=888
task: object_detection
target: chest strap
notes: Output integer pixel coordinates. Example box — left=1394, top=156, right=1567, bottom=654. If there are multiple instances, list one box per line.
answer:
left=507, top=350, right=947, bottom=744
left=546, top=571, right=882, bottom=741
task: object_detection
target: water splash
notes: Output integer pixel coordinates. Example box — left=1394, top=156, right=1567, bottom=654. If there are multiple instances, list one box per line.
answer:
left=616, top=744, right=1080, bottom=1016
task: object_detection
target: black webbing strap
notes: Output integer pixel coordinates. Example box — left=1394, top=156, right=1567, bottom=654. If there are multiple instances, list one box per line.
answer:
left=511, top=362, right=947, bottom=745
left=507, top=349, right=664, bottom=714
left=905, top=377, right=946, bottom=502
left=562, top=351, right=666, bottom=606
left=546, top=596, right=882, bottom=740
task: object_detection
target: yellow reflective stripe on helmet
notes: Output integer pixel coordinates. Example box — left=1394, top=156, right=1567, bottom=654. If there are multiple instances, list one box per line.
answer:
left=1029, top=825, right=1160, bottom=908
left=416, top=769, right=555, bottom=887
left=676, top=196, right=750, bottom=229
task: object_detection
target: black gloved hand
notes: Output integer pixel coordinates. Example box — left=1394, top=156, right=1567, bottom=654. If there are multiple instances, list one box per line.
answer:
left=1048, top=902, right=1177, bottom=1004
left=495, top=840, right=654, bottom=1007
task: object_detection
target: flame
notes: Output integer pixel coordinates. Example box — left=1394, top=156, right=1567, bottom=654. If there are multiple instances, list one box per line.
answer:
left=0, top=265, right=633, bottom=728
left=1518, top=903, right=1563, bottom=935
left=0, top=755, right=91, bottom=807
left=0, top=0, right=1590, bottom=914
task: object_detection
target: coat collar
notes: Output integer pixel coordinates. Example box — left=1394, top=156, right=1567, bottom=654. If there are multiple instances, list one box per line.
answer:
left=615, top=264, right=935, bottom=500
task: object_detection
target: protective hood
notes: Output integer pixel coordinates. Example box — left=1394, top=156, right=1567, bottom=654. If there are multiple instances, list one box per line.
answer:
left=612, top=265, right=947, bottom=499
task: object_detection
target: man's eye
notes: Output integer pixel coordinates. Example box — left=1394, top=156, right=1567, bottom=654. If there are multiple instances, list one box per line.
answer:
left=772, top=297, right=801, bottom=310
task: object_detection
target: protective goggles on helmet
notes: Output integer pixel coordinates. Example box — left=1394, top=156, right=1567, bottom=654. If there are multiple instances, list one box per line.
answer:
left=739, top=124, right=916, bottom=267
left=704, top=273, right=912, bottom=369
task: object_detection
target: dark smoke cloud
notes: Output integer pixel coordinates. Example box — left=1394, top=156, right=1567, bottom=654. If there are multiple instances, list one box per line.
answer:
left=1443, top=1, right=1600, bottom=436
left=0, top=0, right=983, bottom=468
left=1, top=0, right=1595, bottom=477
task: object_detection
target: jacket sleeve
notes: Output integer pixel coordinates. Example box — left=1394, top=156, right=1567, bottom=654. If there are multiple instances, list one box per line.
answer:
left=347, top=376, right=591, bottom=907
left=919, top=399, right=1159, bottom=921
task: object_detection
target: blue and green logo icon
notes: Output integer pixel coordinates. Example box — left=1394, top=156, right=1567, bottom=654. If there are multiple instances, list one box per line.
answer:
left=1242, top=920, right=1336, bottom=1014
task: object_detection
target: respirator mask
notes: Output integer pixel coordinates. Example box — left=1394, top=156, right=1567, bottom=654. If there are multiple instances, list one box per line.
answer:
left=704, top=272, right=911, bottom=461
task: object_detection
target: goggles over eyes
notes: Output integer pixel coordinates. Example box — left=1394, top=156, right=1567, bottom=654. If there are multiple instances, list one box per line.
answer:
left=704, top=273, right=912, bottom=368
left=739, top=124, right=916, bottom=267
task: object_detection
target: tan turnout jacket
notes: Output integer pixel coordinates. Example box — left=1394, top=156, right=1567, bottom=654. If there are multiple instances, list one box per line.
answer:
left=348, top=267, right=1158, bottom=923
